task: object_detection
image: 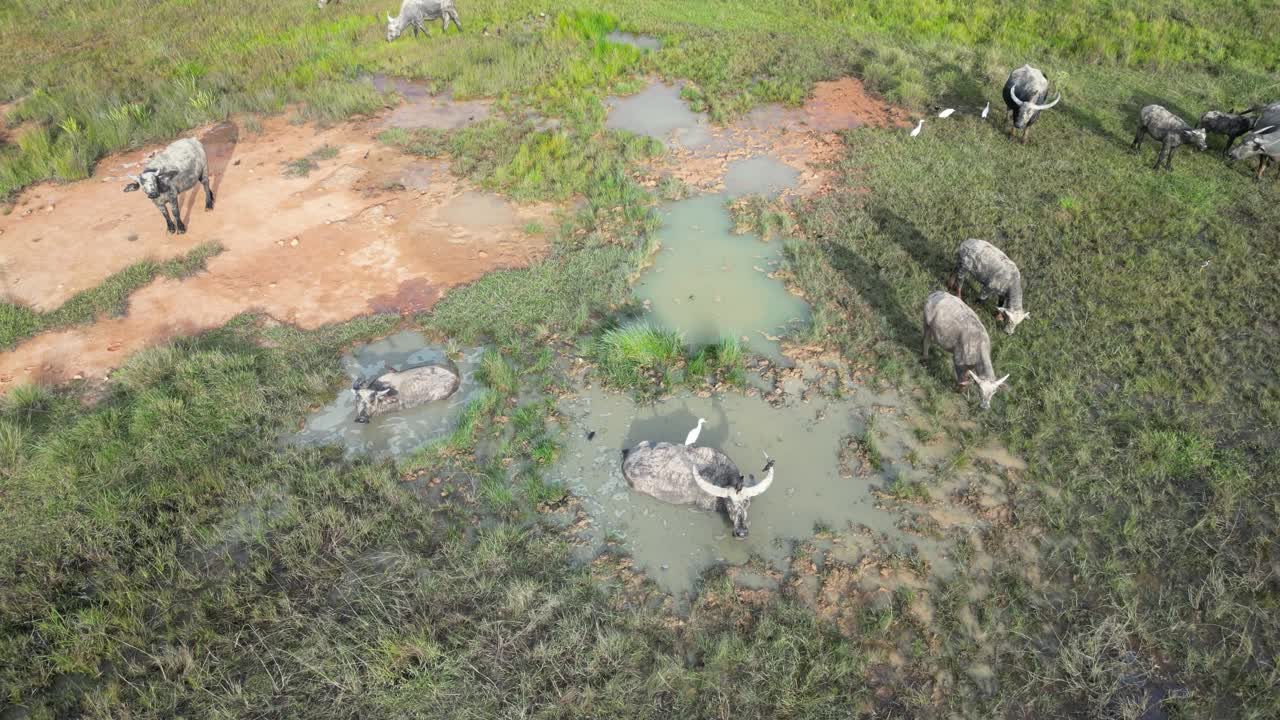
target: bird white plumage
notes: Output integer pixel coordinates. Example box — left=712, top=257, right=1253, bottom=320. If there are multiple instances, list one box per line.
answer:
left=910, top=119, right=924, bottom=137
left=684, top=418, right=706, bottom=445
left=981, top=101, right=990, bottom=118
left=937, top=108, right=956, bottom=118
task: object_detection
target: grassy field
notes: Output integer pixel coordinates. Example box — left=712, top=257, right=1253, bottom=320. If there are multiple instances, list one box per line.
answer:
left=2, top=0, right=1279, bottom=718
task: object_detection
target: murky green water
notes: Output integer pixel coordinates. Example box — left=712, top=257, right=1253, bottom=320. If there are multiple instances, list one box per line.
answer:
left=634, top=194, right=809, bottom=359
left=551, top=383, right=953, bottom=595
left=723, top=156, right=802, bottom=198
left=293, top=331, right=483, bottom=458
left=604, top=31, right=661, bottom=51
left=605, top=82, right=713, bottom=149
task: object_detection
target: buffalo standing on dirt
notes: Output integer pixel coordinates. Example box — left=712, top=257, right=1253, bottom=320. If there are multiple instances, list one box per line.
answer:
left=122, top=137, right=213, bottom=235
left=1197, top=110, right=1255, bottom=156
left=1131, top=105, right=1207, bottom=171
left=921, top=291, right=1009, bottom=410
left=352, top=363, right=460, bottom=423
left=1002, top=64, right=1062, bottom=144
left=949, top=239, right=1029, bottom=334
left=386, top=0, right=461, bottom=42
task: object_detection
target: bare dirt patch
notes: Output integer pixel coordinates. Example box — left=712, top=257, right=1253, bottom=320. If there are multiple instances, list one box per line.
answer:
left=638, top=77, right=909, bottom=198
left=0, top=114, right=555, bottom=389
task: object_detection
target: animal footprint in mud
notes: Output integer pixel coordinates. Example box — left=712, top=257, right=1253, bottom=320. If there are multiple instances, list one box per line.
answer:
left=107, top=342, right=123, bottom=352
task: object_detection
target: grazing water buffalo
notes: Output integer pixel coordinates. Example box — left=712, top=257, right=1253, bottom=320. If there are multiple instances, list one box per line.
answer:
left=1197, top=110, right=1255, bottom=156
left=622, top=437, right=775, bottom=539
left=1131, top=105, right=1207, bottom=171
left=352, top=362, right=460, bottom=423
left=1002, top=65, right=1062, bottom=144
left=922, top=291, right=1008, bottom=409
left=950, top=239, right=1029, bottom=334
left=386, top=0, right=461, bottom=41
left=1228, top=124, right=1280, bottom=180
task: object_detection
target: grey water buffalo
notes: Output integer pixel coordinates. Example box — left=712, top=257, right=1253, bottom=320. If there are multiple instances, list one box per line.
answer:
left=352, top=362, right=460, bottom=423
left=622, top=439, right=775, bottom=539
left=1002, top=65, right=1062, bottom=143
left=1197, top=110, right=1255, bottom=156
left=386, top=0, right=461, bottom=42
left=122, top=138, right=213, bottom=234
left=1228, top=124, right=1280, bottom=180
left=1131, top=105, right=1207, bottom=171
left=922, top=290, right=1008, bottom=409
left=950, top=239, right=1029, bottom=334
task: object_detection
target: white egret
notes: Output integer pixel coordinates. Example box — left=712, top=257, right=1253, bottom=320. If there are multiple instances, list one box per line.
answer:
left=937, top=108, right=956, bottom=118
left=910, top=119, right=924, bottom=137
left=981, top=101, right=990, bottom=119
left=685, top=418, right=707, bottom=445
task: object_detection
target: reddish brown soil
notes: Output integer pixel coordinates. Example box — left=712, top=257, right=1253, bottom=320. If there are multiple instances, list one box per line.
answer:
left=643, top=76, right=908, bottom=197
left=0, top=115, right=555, bottom=388
left=1, top=76, right=907, bottom=391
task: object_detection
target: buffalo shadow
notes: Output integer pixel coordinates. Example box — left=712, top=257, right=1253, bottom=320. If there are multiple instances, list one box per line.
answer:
left=180, top=121, right=239, bottom=225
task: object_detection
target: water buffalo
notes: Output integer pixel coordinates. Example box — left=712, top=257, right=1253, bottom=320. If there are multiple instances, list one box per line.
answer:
left=622, top=438, right=775, bottom=539
left=1002, top=64, right=1062, bottom=144
left=352, top=362, right=460, bottom=423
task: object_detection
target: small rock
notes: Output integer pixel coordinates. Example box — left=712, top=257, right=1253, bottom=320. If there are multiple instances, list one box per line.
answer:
left=275, top=239, right=284, bottom=246
left=43, top=204, right=54, bottom=212
left=289, top=238, right=299, bottom=247
left=268, top=282, right=277, bottom=288
left=72, top=374, right=83, bottom=380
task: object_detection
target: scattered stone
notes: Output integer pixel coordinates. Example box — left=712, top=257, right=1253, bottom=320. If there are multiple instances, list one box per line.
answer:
left=289, top=237, right=299, bottom=247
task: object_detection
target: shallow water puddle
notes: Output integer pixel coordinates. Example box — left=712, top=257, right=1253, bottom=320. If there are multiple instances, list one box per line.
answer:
left=366, top=74, right=492, bottom=131
left=438, top=190, right=519, bottom=227
left=293, top=331, right=483, bottom=457
left=604, top=31, right=661, bottom=51
left=551, top=382, right=954, bottom=595
left=605, top=82, right=713, bottom=149
left=723, top=156, right=802, bottom=198
left=635, top=194, right=809, bottom=359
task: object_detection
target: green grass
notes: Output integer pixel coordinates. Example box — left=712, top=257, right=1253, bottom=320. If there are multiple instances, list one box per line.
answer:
left=591, top=325, right=748, bottom=397
left=0, top=242, right=224, bottom=348
left=281, top=143, right=339, bottom=177
left=729, top=195, right=796, bottom=240
left=4, top=0, right=1278, bottom=198
left=785, top=58, right=1280, bottom=717
left=592, top=322, right=683, bottom=389
left=3, top=1, right=1280, bottom=717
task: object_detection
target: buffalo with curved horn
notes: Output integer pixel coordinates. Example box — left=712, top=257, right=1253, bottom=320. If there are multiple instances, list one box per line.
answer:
left=1002, top=65, right=1062, bottom=144
left=622, top=441, right=775, bottom=539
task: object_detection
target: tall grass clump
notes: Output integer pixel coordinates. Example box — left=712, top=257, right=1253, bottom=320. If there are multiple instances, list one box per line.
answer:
left=592, top=322, right=683, bottom=392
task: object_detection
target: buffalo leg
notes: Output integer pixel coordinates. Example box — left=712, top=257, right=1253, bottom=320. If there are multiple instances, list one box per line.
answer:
left=171, top=198, right=186, bottom=234
left=1165, top=144, right=1177, bottom=171
left=1153, top=142, right=1166, bottom=170
left=160, top=204, right=176, bottom=234
left=920, top=328, right=930, bottom=363
left=1131, top=126, right=1145, bottom=152
left=201, top=171, right=214, bottom=210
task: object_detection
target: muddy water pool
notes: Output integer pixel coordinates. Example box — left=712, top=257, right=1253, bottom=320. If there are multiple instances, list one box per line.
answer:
left=293, top=331, right=483, bottom=458
left=551, top=382, right=957, bottom=595
left=604, top=31, right=662, bottom=51
left=635, top=194, right=808, bottom=359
